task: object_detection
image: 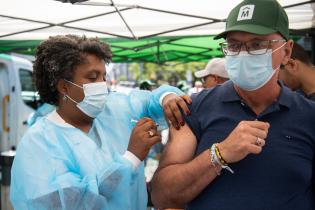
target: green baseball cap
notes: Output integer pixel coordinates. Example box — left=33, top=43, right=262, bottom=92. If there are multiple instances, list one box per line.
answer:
left=214, top=0, right=289, bottom=40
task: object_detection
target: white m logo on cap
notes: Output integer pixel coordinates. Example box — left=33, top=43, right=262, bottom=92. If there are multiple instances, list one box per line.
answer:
left=237, top=5, right=255, bottom=21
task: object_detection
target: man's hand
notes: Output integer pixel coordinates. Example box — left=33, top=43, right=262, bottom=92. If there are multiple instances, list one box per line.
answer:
left=218, top=120, right=270, bottom=163
left=127, top=117, right=161, bottom=161
left=162, top=94, right=192, bottom=130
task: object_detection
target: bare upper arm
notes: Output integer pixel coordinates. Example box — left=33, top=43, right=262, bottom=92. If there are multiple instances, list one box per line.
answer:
left=158, top=124, right=197, bottom=169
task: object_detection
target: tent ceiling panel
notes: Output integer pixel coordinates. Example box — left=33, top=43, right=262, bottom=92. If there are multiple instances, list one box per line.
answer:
left=286, top=4, right=314, bottom=29
left=0, top=17, right=48, bottom=38
left=1, top=0, right=113, bottom=23
left=0, top=0, right=314, bottom=40
left=84, top=0, right=239, bottom=19
left=0, top=26, right=112, bottom=40
left=66, top=8, right=220, bottom=38
left=0, top=0, right=313, bottom=63
left=161, top=22, right=227, bottom=37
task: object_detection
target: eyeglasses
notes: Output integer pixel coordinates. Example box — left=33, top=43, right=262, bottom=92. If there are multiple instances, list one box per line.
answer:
left=220, top=39, right=286, bottom=56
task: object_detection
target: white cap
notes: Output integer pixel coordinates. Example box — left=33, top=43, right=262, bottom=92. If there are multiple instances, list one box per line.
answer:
left=194, top=58, right=228, bottom=79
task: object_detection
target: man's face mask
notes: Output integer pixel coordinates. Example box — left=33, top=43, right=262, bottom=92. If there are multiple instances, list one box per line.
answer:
left=64, top=80, right=109, bottom=118
left=225, top=42, right=286, bottom=91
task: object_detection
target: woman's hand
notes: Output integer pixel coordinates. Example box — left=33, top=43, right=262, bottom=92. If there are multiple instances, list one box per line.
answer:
left=162, top=94, right=192, bottom=130
left=127, top=117, right=161, bottom=161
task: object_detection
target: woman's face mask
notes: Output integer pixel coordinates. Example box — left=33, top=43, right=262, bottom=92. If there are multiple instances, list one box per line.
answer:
left=64, top=80, right=109, bottom=118
left=225, top=42, right=286, bottom=91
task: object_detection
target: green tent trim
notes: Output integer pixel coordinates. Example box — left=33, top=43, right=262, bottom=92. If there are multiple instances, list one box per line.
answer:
left=0, top=35, right=224, bottom=63
left=0, top=34, right=302, bottom=63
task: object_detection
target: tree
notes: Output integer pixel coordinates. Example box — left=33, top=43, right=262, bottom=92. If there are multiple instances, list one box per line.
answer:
left=128, top=61, right=206, bottom=85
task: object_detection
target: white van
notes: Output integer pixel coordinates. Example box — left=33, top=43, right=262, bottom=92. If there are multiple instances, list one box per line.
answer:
left=0, top=54, right=39, bottom=152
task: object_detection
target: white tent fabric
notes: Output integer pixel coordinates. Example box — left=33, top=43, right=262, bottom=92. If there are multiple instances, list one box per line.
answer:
left=0, top=0, right=314, bottom=40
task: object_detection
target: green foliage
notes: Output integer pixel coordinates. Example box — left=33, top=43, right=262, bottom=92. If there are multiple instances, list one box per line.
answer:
left=128, top=62, right=206, bottom=85
left=118, top=75, right=128, bottom=81
left=129, top=63, right=141, bottom=80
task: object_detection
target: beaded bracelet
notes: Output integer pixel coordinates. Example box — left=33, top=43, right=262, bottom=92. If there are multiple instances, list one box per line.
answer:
left=210, top=143, right=234, bottom=174
left=214, top=144, right=228, bottom=165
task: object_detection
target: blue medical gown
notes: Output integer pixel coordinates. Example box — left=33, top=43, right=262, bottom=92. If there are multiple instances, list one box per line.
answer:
left=27, top=103, right=55, bottom=126
left=10, top=85, right=183, bottom=210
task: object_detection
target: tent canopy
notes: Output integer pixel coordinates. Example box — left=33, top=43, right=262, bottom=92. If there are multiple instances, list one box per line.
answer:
left=0, top=0, right=314, bottom=63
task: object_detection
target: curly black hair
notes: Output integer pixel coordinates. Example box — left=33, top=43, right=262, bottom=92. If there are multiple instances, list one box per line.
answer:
left=33, top=35, right=112, bottom=105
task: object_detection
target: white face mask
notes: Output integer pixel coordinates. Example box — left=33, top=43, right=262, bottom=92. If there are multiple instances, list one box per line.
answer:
left=225, top=42, right=286, bottom=91
left=64, top=80, right=109, bottom=118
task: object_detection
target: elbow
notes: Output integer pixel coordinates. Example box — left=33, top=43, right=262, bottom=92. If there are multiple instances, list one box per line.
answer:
left=151, top=175, right=171, bottom=209
left=151, top=190, right=173, bottom=209
left=151, top=192, right=162, bottom=208
left=151, top=191, right=184, bottom=209
left=151, top=177, right=182, bottom=209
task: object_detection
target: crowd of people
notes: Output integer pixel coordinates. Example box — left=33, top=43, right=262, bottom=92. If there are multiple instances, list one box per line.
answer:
left=9, top=0, right=315, bottom=210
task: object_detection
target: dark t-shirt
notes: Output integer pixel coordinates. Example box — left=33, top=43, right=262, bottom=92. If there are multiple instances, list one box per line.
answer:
left=184, top=81, right=315, bottom=210
left=307, top=92, right=315, bottom=102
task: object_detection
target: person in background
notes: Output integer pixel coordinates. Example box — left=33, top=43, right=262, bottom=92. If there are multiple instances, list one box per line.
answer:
left=176, top=80, right=190, bottom=94
left=187, top=81, right=203, bottom=95
left=279, top=42, right=315, bottom=101
left=10, top=35, right=191, bottom=210
left=151, top=0, right=315, bottom=210
left=139, top=80, right=156, bottom=91
left=194, top=58, right=229, bottom=88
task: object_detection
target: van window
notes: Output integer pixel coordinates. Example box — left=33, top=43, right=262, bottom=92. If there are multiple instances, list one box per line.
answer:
left=19, top=69, right=40, bottom=109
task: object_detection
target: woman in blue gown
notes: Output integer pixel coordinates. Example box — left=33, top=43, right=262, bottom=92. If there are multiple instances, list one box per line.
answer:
left=10, top=35, right=191, bottom=210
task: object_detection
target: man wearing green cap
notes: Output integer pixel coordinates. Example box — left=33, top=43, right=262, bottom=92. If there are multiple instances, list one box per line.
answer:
left=151, top=0, right=315, bottom=209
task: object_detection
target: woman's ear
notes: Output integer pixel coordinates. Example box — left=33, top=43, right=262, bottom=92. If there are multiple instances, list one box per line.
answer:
left=282, top=40, right=294, bottom=66
left=56, top=79, right=68, bottom=96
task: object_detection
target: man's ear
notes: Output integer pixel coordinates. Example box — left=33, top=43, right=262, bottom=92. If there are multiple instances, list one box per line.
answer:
left=282, top=40, right=294, bottom=66
left=56, top=79, right=68, bottom=96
